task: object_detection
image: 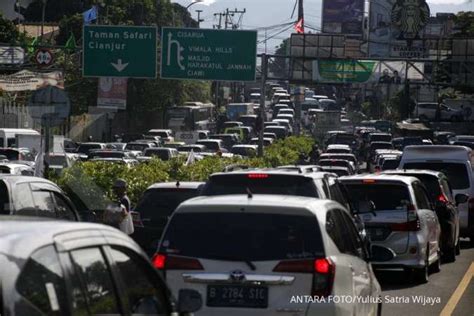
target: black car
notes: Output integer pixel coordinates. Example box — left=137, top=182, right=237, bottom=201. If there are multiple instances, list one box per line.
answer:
left=133, top=181, right=204, bottom=256
left=0, top=217, right=202, bottom=315
left=0, top=175, right=80, bottom=221
left=382, top=169, right=466, bottom=262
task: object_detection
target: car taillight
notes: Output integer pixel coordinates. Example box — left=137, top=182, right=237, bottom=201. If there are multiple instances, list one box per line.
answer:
left=152, top=254, right=203, bottom=270
left=247, top=173, right=269, bottom=179
left=437, top=193, right=448, bottom=204
left=273, top=258, right=335, bottom=297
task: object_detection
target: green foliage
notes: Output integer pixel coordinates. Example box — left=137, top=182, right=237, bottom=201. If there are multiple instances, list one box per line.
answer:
left=0, top=13, right=26, bottom=44
left=53, top=136, right=315, bottom=208
left=454, top=11, right=474, bottom=37
left=269, top=38, right=290, bottom=78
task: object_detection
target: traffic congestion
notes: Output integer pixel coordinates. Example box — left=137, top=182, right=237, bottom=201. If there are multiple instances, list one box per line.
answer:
left=0, top=82, right=472, bottom=315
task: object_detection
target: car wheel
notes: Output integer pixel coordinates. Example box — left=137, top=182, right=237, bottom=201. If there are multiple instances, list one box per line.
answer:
left=413, top=247, right=429, bottom=284
left=443, top=246, right=456, bottom=263
left=455, top=238, right=461, bottom=255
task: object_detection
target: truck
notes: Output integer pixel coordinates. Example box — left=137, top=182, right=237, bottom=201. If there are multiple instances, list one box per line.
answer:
left=310, top=111, right=341, bottom=142
left=225, top=103, right=254, bottom=121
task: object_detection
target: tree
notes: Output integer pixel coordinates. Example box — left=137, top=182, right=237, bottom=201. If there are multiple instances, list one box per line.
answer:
left=453, top=11, right=474, bottom=37
left=268, top=38, right=289, bottom=78
left=0, top=13, right=26, bottom=44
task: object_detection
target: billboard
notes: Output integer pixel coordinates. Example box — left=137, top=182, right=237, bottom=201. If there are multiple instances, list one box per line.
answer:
left=97, top=77, right=127, bottom=111
left=312, top=60, right=425, bottom=83
left=368, top=0, right=428, bottom=58
left=322, top=0, right=365, bottom=36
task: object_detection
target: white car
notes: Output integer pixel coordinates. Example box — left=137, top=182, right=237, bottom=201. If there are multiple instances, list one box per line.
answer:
left=154, top=195, right=383, bottom=316
left=399, top=145, right=474, bottom=245
left=326, top=144, right=352, bottom=154
left=340, top=174, right=442, bottom=283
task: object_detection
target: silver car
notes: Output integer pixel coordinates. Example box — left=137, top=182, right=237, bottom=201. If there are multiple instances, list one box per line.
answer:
left=340, top=174, right=442, bottom=284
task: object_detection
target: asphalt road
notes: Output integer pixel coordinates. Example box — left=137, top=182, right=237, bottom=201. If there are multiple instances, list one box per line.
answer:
left=377, top=239, right=474, bottom=316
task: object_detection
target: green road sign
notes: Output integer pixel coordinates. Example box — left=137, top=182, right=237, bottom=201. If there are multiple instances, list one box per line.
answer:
left=160, top=28, right=257, bottom=81
left=83, top=25, right=157, bottom=78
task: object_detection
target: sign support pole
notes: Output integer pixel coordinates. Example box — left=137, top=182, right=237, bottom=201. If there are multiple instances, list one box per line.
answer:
left=258, top=54, right=267, bottom=158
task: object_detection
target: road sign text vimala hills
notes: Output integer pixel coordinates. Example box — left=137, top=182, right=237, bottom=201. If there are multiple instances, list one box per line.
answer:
left=160, top=28, right=257, bottom=81
left=83, top=25, right=157, bottom=78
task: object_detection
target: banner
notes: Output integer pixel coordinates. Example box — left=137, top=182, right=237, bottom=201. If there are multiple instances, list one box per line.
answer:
left=0, top=70, right=64, bottom=91
left=313, top=60, right=425, bottom=83
left=368, top=0, right=428, bottom=58
left=322, top=0, right=364, bottom=35
left=97, top=77, right=127, bottom=110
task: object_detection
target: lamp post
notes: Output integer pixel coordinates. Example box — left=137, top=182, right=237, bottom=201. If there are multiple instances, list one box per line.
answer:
left=41, top=0, right=47, bottom=40
left=185, top=0, right=204, bottom=10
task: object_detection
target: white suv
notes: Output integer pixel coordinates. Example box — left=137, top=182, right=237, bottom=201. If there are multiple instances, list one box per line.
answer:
left=153, top=195, right=382, bottom=316
left=399, top=145, right=474, bottom=246
left=340, top=174, right=442, bottom=283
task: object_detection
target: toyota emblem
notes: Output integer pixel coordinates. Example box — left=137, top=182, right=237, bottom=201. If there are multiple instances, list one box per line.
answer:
left=230, top=270, right=246, bottom=282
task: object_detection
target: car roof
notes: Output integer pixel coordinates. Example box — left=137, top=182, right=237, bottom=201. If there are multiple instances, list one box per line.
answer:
left=147, top=181, right=204, bottom=190
left=0, top=217, right=123, bottom=256
left=402, top=145, right=472, bottom=158
left=339, top=174, right=420, bottom=185
left=176, top=194, right=341, bottom=216
left=382, top=169, right=445, bottom=178
left=0, top=175, right=57, bottom=185
left=210, top=168, right=330, bottom=180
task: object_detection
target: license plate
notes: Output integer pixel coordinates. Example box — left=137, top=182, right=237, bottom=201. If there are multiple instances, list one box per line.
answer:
left=207, top=285, right=268, bottom=308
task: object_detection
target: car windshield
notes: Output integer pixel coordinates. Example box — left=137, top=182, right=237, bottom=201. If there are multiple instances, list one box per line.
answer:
left=89, top=151, right=125, bottom=159
left=343, top=183, right=411, bottom=212
left=402, top=162, right=469, bottom=190
left=371, top=135, right=392, bottom=142
left=161, top=213, right=324, bottom=261
left=238, top=117, right=256, bottom=126
left=135, top=188, right=200, bottom=227
left=202, top=174, right=319, bottom=197
left=144, top=149, right=170, bottom=159
left=198, top=141, right=219, bottom=151
left=401, top=174, right=441, bottom=200
left=318, top=160, right=350, bottom=168
left=77, top=144, right=101, bottom=154
left=125, top=144, right=148, bottom=151
left=0, top=149, right=19, bottom=160
left=382, top=159, right=400, bottom=170
left=178, top=146, right=203, bottom=152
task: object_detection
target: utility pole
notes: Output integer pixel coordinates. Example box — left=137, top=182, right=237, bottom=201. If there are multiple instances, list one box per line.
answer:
left=258, top=54, right=268, bottom=157
left=195, top=10, right=204, bottom=28
left=213, top=12, right=225, bottom=29
left=298, top=0, right=304, bottom=33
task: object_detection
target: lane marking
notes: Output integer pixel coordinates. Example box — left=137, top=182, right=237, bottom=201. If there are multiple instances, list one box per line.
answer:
left=440, top=262, right=474, bottom=316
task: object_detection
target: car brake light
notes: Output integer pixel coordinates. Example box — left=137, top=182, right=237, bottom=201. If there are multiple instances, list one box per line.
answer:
left=152, top=253, right=166, bottom=269
left=438, top=194, right=448, bottom=204
left=247, top=173, right=269, bottom=179
left=273, top=258, right=334, bottom=297
left=363, top=179, right=376, bottom=184
left=152, top=254, right=203, bottom=270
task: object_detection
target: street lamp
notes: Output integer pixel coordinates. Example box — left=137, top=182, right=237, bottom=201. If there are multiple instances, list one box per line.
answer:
left=185, top=0, right=204, bottom=10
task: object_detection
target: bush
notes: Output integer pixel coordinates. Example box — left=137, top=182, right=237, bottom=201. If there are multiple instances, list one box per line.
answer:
left=53, top=136, right=315, bottom=208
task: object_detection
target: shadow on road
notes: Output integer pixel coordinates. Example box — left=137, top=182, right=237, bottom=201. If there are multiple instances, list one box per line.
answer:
left=375, top=270, right=419, bottom=291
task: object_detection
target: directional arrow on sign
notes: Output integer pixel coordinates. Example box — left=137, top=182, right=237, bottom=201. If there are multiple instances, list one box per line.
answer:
left=111, top=59, right=129, bottom=72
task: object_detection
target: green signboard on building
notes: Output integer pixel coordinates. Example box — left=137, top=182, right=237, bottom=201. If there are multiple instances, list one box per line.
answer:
left=160, top=28, right=257, bottom=81
left=83, top=25, right=157, bottom=78
left=313, top=60, right=377, bottom=83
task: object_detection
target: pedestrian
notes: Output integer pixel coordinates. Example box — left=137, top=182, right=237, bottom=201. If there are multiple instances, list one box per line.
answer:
left=103, top=179, right=134, bottom=235
left=309, top=144, right=321, bottom=164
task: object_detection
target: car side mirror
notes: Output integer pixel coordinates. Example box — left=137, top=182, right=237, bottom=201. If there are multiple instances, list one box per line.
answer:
left=455, top=193, right=469, bottom=206
left=368, top=245, right=396, bottom=262
left=178, top=289, right=203, bottom=313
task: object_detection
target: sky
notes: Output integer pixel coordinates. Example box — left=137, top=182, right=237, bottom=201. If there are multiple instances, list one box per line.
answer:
left=173, top=0, right=473, bottom=53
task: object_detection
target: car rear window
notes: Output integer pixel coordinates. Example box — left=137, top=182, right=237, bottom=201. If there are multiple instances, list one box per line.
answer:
left=161, top=213, right=324, bottom=261
left=202, top=174, right=319, bottom=198
left=0, top=149, right=19, bottom=160
left=402, top=163, right=469, bottom=190
left=381, top=159, right=400, bottom=170
left=343, top=183, right=411, bottom=212
left=371, top=135, right=391, bottom=142
left=402, top=174, right=441, bottom=200
left=134, top=189, right=199, bottom=226
left=145, top=150, right=170, bottom=160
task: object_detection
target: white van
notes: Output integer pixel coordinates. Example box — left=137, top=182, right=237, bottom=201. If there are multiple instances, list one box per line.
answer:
left=399, top=145, right=474, bottom=244
left=0, top=129, right=40, bottom=148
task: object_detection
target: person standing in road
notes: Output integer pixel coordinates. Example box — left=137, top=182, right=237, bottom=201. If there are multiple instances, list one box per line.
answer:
left=103, top=179, right=134, bottom=235
left=113, top=179, right=131, bottom=213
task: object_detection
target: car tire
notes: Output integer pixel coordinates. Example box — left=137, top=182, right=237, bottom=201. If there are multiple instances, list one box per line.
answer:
left=455, top=238, right=461, bottom=255
left=444, top=246, right=456, bottom=263
left=413, top=247, right=430, bottom=284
